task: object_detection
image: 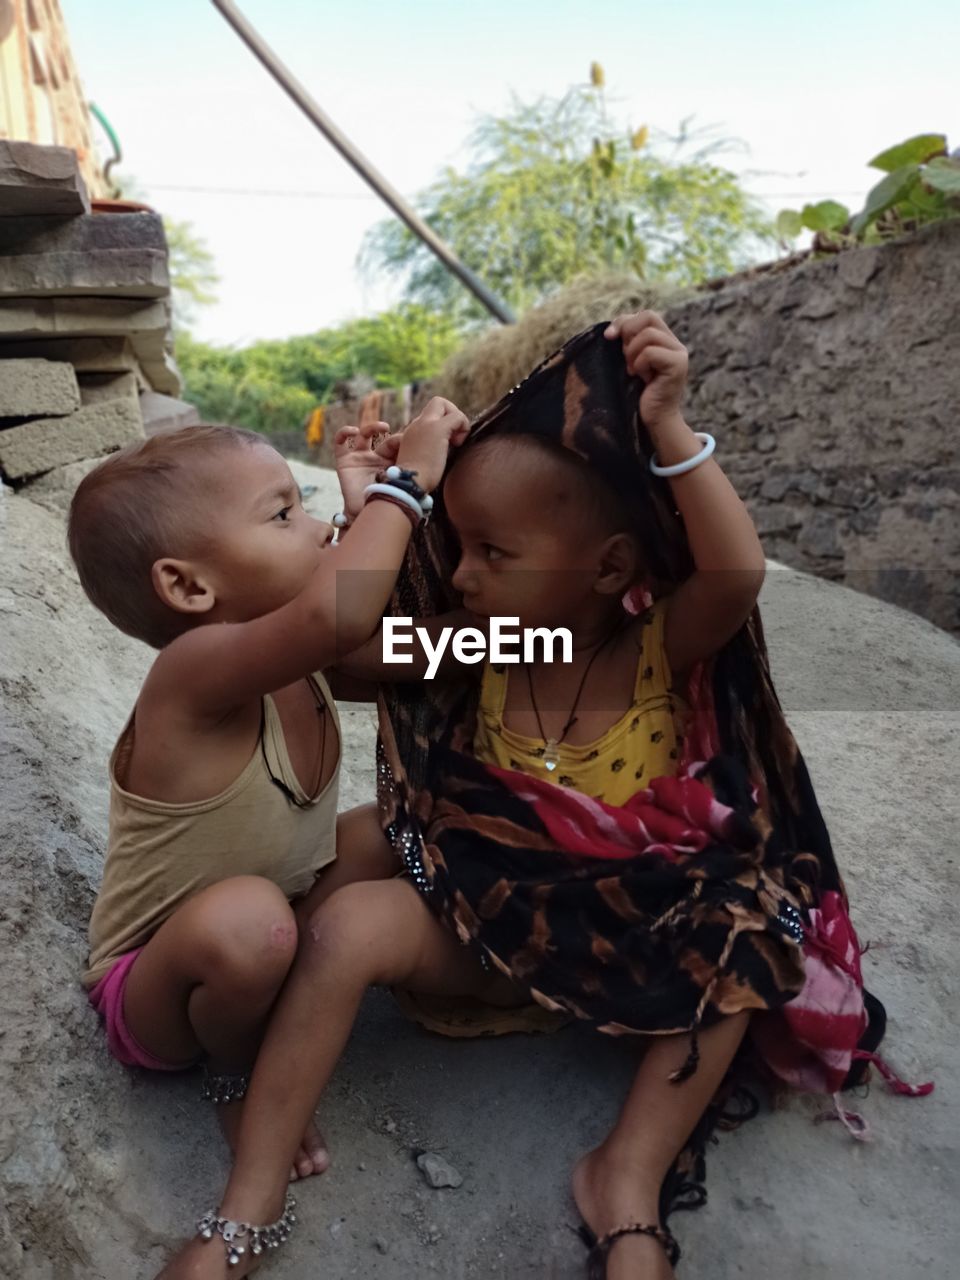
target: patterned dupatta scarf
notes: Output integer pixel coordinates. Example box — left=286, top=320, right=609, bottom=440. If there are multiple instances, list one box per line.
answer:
left=375, top=324, right=923, bottom=1208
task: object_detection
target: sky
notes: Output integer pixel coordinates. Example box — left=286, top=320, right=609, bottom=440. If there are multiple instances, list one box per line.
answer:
left=62, top=0, right=958, bottom=347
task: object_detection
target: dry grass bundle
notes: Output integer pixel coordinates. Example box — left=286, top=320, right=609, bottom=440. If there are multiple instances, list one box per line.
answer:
left=434, top=273, right=684, bottom=418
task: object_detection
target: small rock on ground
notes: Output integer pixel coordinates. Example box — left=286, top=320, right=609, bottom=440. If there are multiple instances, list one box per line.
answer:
left=416, top=1152, right=463, bottom=1189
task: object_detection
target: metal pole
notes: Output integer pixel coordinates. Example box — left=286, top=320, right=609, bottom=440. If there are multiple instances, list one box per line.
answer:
left=209, top=0, right=515, bottom=324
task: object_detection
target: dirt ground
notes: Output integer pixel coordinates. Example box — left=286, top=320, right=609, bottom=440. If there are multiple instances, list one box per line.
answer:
left=1, top=462, right=958, bottom=1279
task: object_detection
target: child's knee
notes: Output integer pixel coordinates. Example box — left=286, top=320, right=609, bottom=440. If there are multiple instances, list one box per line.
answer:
left=195, top=876, right=298, bottom=988
left=304, top=881, right=407, bottom=981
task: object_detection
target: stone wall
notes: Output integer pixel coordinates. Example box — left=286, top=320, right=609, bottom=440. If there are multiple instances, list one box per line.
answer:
left=315, top=224, right=959, bottom=632
left=667, top=221, right=959, bottom=633
left=0, top=141, right=199, bottom=487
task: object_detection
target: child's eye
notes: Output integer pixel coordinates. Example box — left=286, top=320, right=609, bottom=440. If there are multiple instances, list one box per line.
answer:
left=273, top=506, right=293, bottom=523
left=484, top=543, right=505, bottom=561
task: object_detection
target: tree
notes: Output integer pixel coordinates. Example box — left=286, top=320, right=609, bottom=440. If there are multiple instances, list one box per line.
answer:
left=164, top=218, right=219, bottom=326
left=174, top=305, right=463, bottom=433
left=361, top=79, right=773, bottom=320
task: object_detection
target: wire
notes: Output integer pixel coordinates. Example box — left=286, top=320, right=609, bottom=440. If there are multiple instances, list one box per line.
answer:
left=147, top=183, right=379, bottom=199
left=144, top=182, right=868, bottom=201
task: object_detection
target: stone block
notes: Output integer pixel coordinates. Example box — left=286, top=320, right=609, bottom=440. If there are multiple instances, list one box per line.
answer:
left=139, top=390, right=201, bottom=436
left=0, top=249, right=169, bottom=299
left=0, top=214, right=170, bottom=298
left=0, top=298, right=177, bottom=393
left=20, top=457, right=104, bottom=516
left=78, top=371, right=140, bottom=409
left=0, top=212, right=167, bottom=255
left=0, top=141, right=91, bottom=217
left=0, top=398, right=144, bottom=480
left=137, top=351, right=183, bottom=398
left=0, top=358, right=80, bottom=417
left=0, top=336, right=136, bottom=373
left=0, top=296, right=170, bottom=342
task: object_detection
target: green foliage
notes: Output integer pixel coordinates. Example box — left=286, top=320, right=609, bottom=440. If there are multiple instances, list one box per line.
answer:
left=777, top=133, right=960, bottom=250
left=163, top=218, right=220, bottom=325
left=868, top=134, right=946, bottom=173
left=175, top=305, right=463, bottom=434
left=173, top=333, right=315, bottom=433
left=361, top=81, right=773, bottom=321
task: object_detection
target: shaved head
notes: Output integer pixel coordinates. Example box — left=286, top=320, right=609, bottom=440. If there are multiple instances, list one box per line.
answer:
left=69, top=424, right=266, bottom=648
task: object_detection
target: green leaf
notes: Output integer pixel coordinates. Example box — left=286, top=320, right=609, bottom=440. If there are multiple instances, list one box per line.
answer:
left=868, top=134, right=946, bottom=173
left=799, top=200, right=850, bottom=232
left=923, top=156, right=960, bottom=195
left=851, top=164, right=921, bottom=235
left=776, top=208, right=803, bottom=239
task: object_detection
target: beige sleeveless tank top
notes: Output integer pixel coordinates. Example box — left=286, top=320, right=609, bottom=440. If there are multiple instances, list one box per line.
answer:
left=84, top=673, right=341, bottom=988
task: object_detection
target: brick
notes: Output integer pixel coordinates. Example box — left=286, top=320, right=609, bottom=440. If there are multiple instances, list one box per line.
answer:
left=0, top=296, right=170, bottom=342
left=137, top=352, right=182, bottom=397
left=0, top=141, right=91, bottom=217
left=78, top=371, right=139, bottom=409
left=0, top=212, right=167, bottom=255
left=0, top=249, right=170, bottom=299
left=139, top=390, right=201, bottom=436
left=20, top=457, right=103, bottom=516
left=0, top=298, right=177, bottom=394
left=0, top=398, right=144, bottom=480
left=0, top=358, right=80, bottom=417
left=0, top=213, right=169, bottom=298
left=0, top=336, right=137, bottom=373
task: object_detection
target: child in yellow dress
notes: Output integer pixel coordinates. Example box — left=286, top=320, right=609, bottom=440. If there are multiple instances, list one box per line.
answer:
left=155, top=311, right=804, bottom=1280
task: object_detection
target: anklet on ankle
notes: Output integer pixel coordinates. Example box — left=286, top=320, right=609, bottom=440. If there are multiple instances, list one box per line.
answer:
left=200, top=1066, right=249, bottom=1104
left=197, top=1190, right=297, bottom=1266
left=580, top=1219, right=680, bottom=1278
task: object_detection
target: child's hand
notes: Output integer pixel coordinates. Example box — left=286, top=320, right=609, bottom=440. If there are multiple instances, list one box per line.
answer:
left=334, top=420, right=395, bottom=520
left=605, top=311, right=688, bottom=431
left=396, top=397, right=470, bottom=492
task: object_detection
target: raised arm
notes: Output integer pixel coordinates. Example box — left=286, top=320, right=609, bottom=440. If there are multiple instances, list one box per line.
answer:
left=606, top=313, right=765, bottom=675
left=334, top=610, right=489, bottom=685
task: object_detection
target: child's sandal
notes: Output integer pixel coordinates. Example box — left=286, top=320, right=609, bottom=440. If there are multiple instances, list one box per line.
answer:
left=196, top=1191, right=297, bottom=1267
left=199, top=1065, right=249, bottom=1104
left=579, top=1220, right=680, bottom=1278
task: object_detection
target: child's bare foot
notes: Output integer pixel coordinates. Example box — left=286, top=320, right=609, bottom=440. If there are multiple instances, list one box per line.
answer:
left=156, top=1233, right=260, bottom=1279
left=573, top=1147, right=676, bottom=1280
left=217, top=1100, right=329, bottom=1181
left=156, top=1182, right=296, bottom=1274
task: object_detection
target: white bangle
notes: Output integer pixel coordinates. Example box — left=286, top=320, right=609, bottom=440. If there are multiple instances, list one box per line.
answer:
left=363, top=483, right=426, bottom=521
left=649, top=432, right=716, bottom=477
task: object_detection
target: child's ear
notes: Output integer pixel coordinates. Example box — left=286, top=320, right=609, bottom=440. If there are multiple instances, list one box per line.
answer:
left=593, top=533, right=639, bottom=596
left=151, top=559, right=216, bottom=616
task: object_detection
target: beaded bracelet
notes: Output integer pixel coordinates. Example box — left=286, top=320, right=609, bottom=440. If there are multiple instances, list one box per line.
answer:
left=331, top=468, right=434, bottom=540
left=364, top=478, right=433, bottom=521
left=375, top=465, right=433, bottom=507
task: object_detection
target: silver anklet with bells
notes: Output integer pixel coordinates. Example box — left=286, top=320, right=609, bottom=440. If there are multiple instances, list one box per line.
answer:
left=197, top=1191, right=297, bottom=1266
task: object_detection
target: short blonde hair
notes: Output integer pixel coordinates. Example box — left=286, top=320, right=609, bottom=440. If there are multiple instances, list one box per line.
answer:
left=68, top=424, right=263, bottom=648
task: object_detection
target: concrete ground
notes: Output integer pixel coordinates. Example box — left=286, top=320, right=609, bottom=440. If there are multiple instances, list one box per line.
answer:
left=1, top=461, right=957, bottom=1280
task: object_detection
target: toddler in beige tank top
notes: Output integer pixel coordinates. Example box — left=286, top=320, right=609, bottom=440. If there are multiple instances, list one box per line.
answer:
left=67, top=400, right=469, bottom=1181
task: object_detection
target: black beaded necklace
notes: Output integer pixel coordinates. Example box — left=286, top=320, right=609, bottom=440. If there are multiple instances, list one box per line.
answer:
left=523, top=619, right=625, bottom=773
left=260, top=679, right=328, bottom=808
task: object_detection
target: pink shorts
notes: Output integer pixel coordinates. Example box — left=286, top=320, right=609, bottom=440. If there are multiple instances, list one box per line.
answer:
left=87, top=948, right=197, bottom=1072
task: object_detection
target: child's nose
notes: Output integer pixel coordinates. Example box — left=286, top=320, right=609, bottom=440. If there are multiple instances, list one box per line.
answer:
left=451, top=556, right=475, bottom=593
left=316, top=519, right=335, bottom=547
